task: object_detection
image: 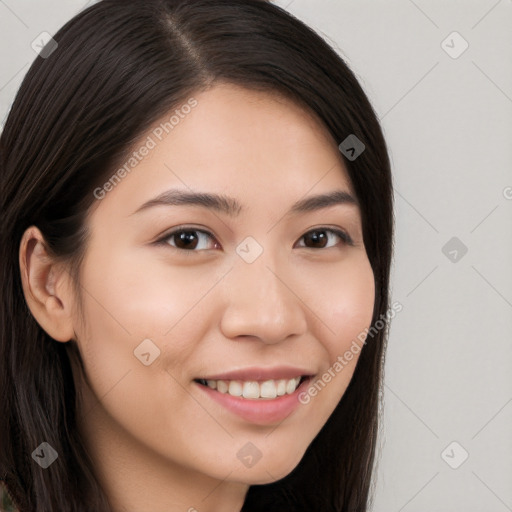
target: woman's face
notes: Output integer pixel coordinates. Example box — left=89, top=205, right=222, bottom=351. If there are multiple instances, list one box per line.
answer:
left=70, top=83, right=375, bottom=489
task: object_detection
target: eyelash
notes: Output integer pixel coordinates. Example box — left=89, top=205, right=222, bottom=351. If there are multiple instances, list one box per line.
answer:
left=155, top=225, right=354, bottom=254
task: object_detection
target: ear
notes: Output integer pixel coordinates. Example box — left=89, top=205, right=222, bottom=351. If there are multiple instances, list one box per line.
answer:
left=19, top=226, right=76, bottom=342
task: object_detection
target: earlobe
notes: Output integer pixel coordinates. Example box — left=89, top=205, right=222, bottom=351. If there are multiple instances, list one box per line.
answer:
left=19, top=226, right=75, bottom=343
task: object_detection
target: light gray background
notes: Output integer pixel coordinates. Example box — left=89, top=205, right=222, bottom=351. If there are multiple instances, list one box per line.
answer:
left=1, top=1, right=511, bottom=510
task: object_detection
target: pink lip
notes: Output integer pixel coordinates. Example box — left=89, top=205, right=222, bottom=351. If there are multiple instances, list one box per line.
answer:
left=195, top=376, right=313, bottom=425
left=197, top=365, right=315, bottom=382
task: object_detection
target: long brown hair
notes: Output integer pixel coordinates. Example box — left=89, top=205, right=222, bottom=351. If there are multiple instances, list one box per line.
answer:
left=0, top=1, right=394, bottom=510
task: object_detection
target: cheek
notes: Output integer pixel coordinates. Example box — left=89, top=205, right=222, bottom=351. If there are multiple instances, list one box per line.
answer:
left=77, top=245, right=217, bottom=341
left=312, top=255, right=375, bottom=353
left=303, top=255, right=375, bottom=401
left=72, top=251, right=220, bottom=452
left=72, top=246, right=224, bottom=406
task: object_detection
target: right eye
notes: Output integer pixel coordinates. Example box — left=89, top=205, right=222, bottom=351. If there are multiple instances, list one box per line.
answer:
left=155, top=227, right=220, bottom=252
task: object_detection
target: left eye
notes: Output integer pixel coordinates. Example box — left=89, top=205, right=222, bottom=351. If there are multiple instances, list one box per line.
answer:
left=295, top=228, right=352, bottom=249
left=157, top=227, right=352, bottom=252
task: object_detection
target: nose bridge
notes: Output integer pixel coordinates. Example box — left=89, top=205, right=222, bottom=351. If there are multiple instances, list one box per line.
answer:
left=234, top=234, right=281, bottom=297
left=220, top=237, right=307, bottom=343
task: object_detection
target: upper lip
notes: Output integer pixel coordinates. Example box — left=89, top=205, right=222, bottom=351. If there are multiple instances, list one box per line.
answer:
left=196, top=366, right=316, bottom=382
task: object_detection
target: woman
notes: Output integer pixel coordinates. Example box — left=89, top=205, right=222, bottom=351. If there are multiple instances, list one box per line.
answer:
left=0, top=0, right=394, bottom=510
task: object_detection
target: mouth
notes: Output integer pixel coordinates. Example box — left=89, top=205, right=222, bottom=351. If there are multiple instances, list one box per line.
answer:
left=193, top=375, right=310, bottom=400
left=193, top=374, right=314, bottom=425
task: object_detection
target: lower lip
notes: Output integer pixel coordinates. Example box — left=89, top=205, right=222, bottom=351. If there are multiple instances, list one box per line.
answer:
left=195, top=377, right=312, bottom=425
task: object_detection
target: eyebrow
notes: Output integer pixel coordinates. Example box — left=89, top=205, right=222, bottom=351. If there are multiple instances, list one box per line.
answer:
left=131, top=188, right=358, bottom=217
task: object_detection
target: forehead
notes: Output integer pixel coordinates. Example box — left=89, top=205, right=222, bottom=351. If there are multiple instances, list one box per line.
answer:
left=89, top=82, right=355, bottom=219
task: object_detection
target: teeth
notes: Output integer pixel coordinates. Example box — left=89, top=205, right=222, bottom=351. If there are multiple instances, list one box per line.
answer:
left=199, top=377, right=302, bottom=399
left=286, top=378, right=297, bottom=395
left=228, top=381, right=243, bottom=397
left=242, top=381, right=260, bottom=399
left=217, top=380, right=228, bottom=393
left=276, top=379, right=287, bottom=396
left=260, top=380, right=277, bottom=399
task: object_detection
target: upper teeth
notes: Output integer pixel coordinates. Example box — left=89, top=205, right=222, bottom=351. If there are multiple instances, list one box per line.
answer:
left=200, top=377, right=302, bottom=399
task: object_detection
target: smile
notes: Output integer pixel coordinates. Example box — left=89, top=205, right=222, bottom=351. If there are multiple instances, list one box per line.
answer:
left=194, top=375, right=313, bottom=425
left=195, top=376, right=305, bottom=400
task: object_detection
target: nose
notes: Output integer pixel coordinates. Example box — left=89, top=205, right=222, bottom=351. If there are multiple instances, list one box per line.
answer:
left=219, top=250, right=308, bottom=345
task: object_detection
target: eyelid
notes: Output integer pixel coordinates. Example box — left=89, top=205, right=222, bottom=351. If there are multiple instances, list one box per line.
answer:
left=154, top=225, right=354, bottom=251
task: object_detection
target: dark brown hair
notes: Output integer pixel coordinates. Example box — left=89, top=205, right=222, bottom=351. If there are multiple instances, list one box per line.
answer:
left=0, top=0, right=393, bottom=510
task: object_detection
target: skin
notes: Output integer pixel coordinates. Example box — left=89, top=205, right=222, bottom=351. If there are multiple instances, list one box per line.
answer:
left=19, top=82, right=375, bottom=512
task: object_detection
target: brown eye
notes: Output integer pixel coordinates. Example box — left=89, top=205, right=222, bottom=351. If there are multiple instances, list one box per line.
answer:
left=172, top=231, right=200, bottom=250
left=297, top=228, right=353, bottom=249
left=160, top=228, right=218, bottom=252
